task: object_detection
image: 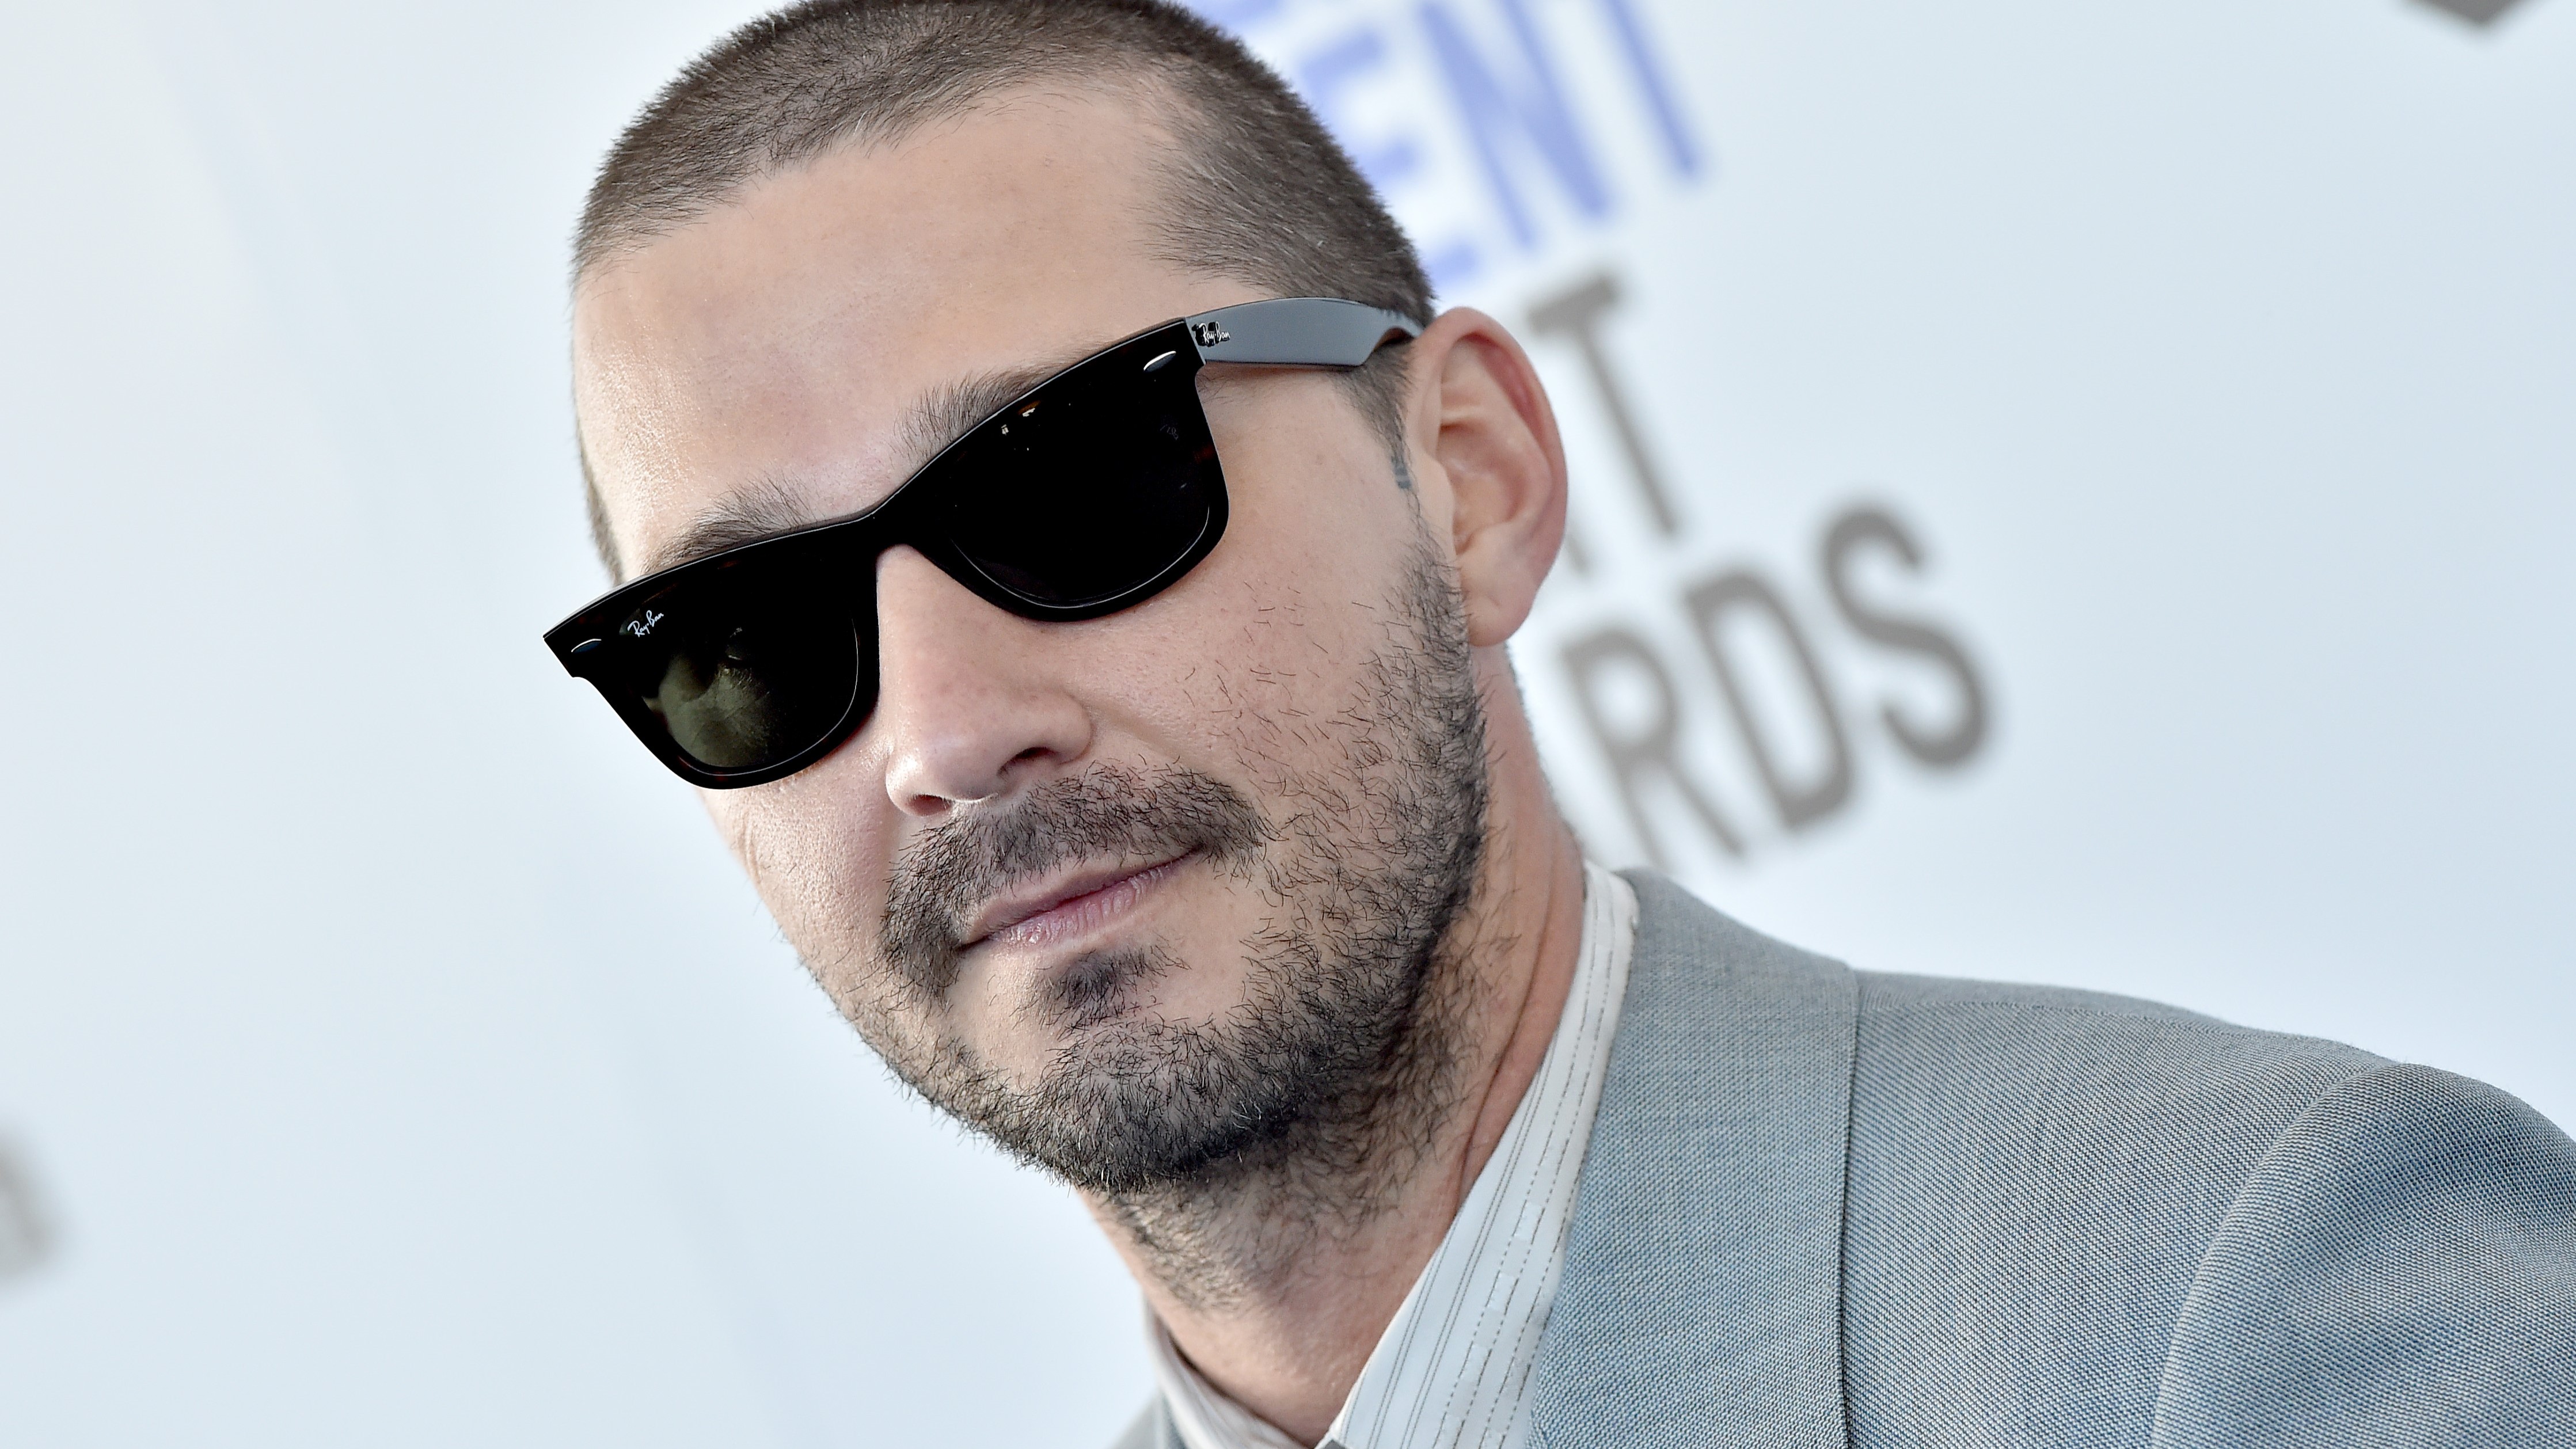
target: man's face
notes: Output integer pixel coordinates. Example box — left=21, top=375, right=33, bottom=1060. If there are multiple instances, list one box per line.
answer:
left=572, top=88, right=1490, bottom=1191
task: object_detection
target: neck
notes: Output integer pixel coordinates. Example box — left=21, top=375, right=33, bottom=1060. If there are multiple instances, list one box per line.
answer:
left=1084, top=658, right=1587, bottom=1444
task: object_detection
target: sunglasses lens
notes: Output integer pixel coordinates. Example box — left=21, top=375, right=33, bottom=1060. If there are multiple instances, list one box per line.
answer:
left=553, top=332, right=1229, bottom=786
left=943, top=360, right=1219, bottom=610
left=607, top=568, right=869, bottom=775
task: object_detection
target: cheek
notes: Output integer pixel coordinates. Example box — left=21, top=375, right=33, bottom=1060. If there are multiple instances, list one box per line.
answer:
left=1099, top=397, right=1415, bottom=746
left=1073, top=585, right=1378, bottom=818
left=705, top=777, right=886, bottom=960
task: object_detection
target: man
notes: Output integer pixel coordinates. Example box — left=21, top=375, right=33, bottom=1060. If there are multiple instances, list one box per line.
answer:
left=547, top=2, right=2576, bottom=1445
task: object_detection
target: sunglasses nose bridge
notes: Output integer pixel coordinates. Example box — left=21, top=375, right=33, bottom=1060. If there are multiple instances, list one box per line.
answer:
left=868, top=546, right=1098, bottom=813
left=872, top=541, right=1019, bottom=654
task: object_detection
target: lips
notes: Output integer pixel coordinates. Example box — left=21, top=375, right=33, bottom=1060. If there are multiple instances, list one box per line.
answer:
left=959, top=851, right=1195, bottom=953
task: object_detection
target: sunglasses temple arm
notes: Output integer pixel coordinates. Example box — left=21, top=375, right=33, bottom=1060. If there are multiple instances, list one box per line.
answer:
left=1186, top=298, right=1422, bottom=368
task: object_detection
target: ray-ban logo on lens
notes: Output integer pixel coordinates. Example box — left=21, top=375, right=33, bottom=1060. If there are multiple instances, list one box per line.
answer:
left=622, top=609, right=664, bottom=638
left=1191, top=322, right=1230, bottom=347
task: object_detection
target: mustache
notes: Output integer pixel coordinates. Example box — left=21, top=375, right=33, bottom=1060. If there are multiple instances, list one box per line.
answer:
left=879, top=765, right=1272, bottom=997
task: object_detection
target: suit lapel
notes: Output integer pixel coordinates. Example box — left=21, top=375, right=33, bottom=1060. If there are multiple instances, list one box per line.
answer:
left=1526, top=871, right=1857, bottom=1449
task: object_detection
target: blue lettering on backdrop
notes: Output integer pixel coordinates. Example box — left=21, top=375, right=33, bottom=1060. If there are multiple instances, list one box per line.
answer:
left=1197, top=0, right=1704, bottom=277
left=1591, top=0, right=1702, bottom=177
left=1418, top=0, right=1613, bottom=248
left=1189, top=0, right=1289, bottom=26
left=1297, top=29, right=1422, bottom=189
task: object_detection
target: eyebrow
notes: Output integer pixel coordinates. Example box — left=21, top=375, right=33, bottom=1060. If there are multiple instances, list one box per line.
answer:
left=639, top=353, right=1077, bottom=577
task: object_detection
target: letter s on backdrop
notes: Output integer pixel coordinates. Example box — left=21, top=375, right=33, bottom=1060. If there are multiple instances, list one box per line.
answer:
left=1820, top=504, right=1990, bottom=769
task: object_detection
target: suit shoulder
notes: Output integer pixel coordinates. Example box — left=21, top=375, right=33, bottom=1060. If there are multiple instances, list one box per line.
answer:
left=1853, top=965, right=2383, bottom=1094
left=1839, top=969, right=2395, bottom=1443
left=2156, top=1062, right=2576, bottom=1445
left=1845, top=965, right=2393, bottom=1260
left=1856, top=966, right=2220, bottom=1025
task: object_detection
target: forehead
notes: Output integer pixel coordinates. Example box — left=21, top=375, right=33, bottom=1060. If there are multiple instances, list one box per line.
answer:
left=572, top=85, right=1257, bottom=573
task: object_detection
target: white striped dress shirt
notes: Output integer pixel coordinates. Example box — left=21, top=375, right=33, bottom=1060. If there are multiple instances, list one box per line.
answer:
left=1146, top=862, right=1639, bottom=1449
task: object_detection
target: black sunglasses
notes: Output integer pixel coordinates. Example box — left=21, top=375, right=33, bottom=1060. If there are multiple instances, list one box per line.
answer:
left=544, top=297, right=1420, bottom=788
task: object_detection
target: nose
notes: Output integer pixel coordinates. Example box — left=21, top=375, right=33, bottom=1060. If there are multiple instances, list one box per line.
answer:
left=871, top=546, right=1094, bottom=816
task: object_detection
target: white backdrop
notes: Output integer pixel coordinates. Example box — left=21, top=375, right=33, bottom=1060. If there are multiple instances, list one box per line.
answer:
left=1, top=1, right=2567, bottom=1444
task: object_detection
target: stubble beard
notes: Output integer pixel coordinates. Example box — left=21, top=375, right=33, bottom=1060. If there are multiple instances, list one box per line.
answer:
left=838, top=538, right=1494, bottom=1307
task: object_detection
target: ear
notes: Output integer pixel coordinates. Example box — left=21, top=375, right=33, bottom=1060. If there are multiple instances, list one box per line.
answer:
left=1403, top=307, right=1570, bottom=648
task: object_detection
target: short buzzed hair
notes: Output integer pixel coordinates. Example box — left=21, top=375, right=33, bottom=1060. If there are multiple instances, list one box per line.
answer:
left=576, top=0, right=1434, bottom=580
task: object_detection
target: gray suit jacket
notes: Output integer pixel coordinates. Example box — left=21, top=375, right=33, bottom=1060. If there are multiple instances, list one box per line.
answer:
left=1114, top=872, right=2576, bottom=1448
